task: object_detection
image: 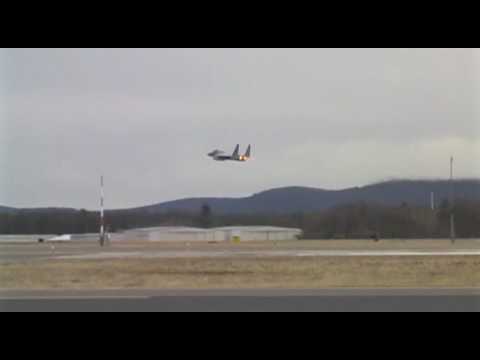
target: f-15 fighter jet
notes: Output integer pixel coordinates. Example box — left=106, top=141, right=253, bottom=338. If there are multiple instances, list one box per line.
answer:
left=208, top=144, right=251, bottom=162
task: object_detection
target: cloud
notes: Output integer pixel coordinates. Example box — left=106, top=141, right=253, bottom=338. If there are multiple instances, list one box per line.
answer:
left=1, top=48, right=479, bottom=208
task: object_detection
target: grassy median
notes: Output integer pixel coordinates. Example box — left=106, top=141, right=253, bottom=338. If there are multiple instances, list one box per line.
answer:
left=1, top=255, right=479, bottom=289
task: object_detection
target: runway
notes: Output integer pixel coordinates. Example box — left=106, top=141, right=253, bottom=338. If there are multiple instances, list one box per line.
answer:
left=1, top=289, right=478, bottom=312
left=2, top=240, right=480, bottom=264
left=57, top=249, right=480, bottom=260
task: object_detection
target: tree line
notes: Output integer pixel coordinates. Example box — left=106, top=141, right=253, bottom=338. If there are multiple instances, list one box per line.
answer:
left=1, top=199, right=479, bottom=239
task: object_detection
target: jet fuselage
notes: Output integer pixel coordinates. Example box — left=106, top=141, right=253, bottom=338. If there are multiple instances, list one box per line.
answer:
left=208, top=145, right=251, bottom=162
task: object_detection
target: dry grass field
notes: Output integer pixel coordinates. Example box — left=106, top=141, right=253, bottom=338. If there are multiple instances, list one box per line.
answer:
left=1, top=255, right=479, bottom=289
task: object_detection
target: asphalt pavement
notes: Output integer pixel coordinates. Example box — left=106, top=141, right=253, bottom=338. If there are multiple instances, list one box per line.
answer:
left=1, top=288, right=478, bottom=312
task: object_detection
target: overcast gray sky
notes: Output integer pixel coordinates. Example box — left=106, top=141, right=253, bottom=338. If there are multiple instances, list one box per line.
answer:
left=1, top=48, right=479, bottom=209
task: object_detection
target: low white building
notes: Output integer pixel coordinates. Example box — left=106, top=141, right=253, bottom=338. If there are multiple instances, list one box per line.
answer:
left=114, top=226, right=302, bottom=242
left=214, top=226, right=302, bottom=242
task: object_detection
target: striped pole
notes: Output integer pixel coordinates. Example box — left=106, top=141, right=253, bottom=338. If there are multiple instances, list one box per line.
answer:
left=100, top=175, right=105, bottom=246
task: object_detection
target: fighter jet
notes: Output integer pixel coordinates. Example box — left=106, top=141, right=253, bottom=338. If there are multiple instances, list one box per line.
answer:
left=208, top=144, right=251, bottom=162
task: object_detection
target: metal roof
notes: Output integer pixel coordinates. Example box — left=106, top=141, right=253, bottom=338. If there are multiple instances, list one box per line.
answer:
left=123, top=226, right=302, bottom=233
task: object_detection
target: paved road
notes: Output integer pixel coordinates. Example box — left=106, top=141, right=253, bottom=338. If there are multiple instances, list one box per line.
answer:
left=1, top=289, right=478, bottom=312
left=2, top=240, right=480, bottom=264
left=2, top=242, right=480, bottom=264
left=58, top=249, right=480, bottom=260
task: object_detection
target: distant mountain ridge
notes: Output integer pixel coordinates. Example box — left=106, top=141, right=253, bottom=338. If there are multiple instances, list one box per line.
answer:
left=130, top=179, right=480, bottom=214
left=0, top=207, right=77, bottom=214
left=2, top=180, right=480, bottom=215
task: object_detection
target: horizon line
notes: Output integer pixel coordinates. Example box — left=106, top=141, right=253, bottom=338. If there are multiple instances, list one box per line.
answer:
left=2, top=177, right=479, bottom=212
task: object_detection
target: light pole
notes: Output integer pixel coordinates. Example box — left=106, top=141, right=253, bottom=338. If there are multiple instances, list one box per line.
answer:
left=449, top=157, right=456, bottom=244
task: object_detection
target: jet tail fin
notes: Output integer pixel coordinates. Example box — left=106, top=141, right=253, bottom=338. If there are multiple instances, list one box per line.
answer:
left=232, top=144, right=240, bottom=158
left=244, top=145, right=251, bottom=158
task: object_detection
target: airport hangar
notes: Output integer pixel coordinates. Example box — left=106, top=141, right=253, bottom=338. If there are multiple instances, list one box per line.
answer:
left=113, top=226, right=303, bottom=242
left=0, top=226, right=302, bottom=243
